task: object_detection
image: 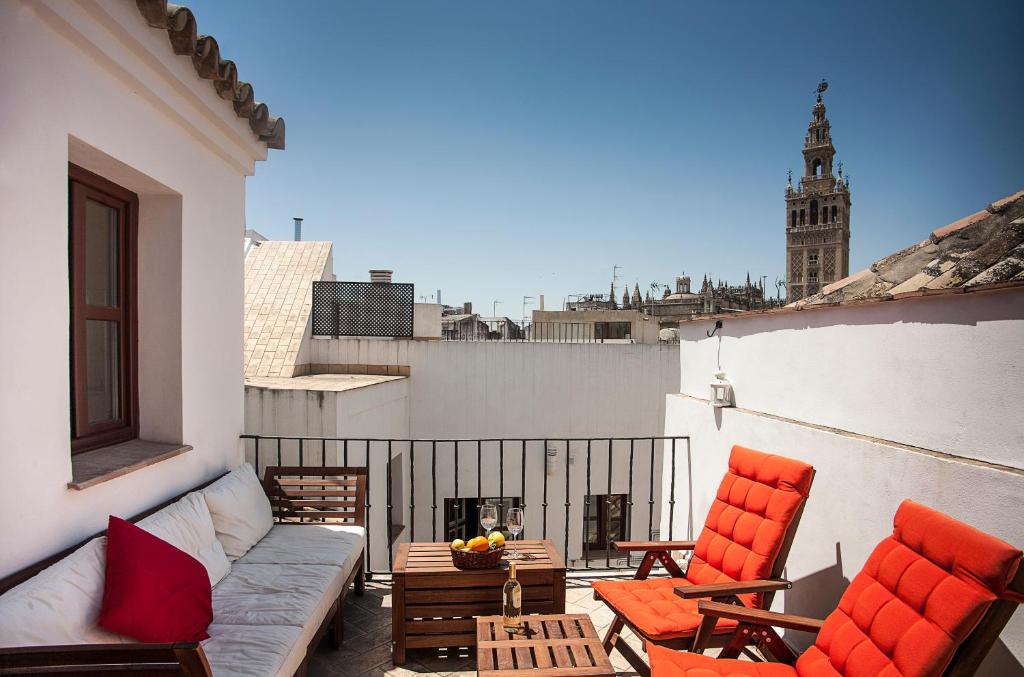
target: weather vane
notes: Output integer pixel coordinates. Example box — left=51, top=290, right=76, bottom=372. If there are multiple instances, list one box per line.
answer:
left=815, top=78, right=829, bottom=102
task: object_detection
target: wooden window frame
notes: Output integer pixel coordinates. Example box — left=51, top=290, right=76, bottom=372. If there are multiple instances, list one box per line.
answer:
left=69, top=164, right=139, bottom=454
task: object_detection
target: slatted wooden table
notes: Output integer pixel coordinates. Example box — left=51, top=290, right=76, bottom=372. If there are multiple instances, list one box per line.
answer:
left=476, top=614, right=614, bottom=676
left=391, top=540, right=566, bottom=665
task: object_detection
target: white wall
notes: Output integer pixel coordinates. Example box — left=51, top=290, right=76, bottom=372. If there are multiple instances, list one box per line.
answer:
left=414, top=303, right=442, bottom=339
left=678, top=289, right=1024, bottom=468
left=662, top=290, right=1024, bottom=675
left=293, top=339, right=681, bottom=566
left=0, top=0, right=266, bottom=576
left=244, top=379, right=411, bottom=569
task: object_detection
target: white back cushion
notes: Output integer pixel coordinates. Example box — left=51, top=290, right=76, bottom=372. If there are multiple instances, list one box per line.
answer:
left=201, top=464, right=274, bottom=560
left=136, top=491, right=231, bottom=586
left=0, top=537, right=129, bottom=647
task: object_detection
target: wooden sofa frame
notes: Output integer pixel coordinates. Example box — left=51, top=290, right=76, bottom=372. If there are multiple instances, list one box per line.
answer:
left=0, top=466, right=368, bottom=677
left=689, top=557, right=1024, bottom=676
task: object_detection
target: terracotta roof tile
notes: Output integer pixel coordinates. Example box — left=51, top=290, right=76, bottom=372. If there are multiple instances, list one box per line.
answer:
left=135, top=0, right=285, bottom=149
left=796, top=189, right=1024, bottom=308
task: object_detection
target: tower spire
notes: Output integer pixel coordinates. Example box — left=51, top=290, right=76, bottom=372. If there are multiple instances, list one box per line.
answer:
left=785, top=80, right=851, bottom=304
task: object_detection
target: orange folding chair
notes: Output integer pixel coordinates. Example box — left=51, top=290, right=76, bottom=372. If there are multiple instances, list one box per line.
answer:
left=649, top=500, right=1024, bottom=677
left=593, top=445, right=815, bottom=676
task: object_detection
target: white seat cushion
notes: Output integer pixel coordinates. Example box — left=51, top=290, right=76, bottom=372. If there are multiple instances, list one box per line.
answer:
left=136, top=491, right=231, bottom=586
left=238, top=524, right=364, bottom=571
left=201, top=623, right=303, bottom=677
left=201, top=464, right=274, bottom=561
left=0, top=537, right=129, bottom=647
left=211, top=563, right=346, bottom=628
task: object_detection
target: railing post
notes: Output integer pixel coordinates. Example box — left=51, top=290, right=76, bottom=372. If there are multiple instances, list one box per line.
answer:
left=606, top=438, right=613, bottom=569
left=563, top=439, right=571, bottom=567
left=584, top=440, right=592, bottom=569
left=431, top=440, right=437, bottom=542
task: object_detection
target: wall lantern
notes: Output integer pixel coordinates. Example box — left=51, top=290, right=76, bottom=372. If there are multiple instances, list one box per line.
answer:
left=710, top=370, right=734, bottom=408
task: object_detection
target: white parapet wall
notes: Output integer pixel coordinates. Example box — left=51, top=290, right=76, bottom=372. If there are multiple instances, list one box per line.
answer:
left=661, top=287, right=1024, bottom=675
left=253, top=340, right=681, bottom=567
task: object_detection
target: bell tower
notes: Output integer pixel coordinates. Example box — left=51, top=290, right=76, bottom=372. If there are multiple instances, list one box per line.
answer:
left=786, top=80, right=851, bottom=303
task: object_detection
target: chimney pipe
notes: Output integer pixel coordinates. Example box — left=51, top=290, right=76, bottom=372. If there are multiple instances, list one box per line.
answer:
left=369, top=269, right=393, bottom=284
left=293, top=217, right=303, bottom=241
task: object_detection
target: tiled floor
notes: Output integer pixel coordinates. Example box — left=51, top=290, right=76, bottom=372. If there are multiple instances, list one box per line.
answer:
left=308, top=576, right=647, bottom=676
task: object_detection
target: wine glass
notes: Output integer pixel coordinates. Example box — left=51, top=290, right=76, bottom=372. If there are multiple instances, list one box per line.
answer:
left=506, top=508, right=524, bottom=559
left=480, top=503, right=498, bottom=536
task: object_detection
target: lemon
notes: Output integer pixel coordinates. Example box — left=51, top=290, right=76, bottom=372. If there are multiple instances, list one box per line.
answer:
left=451, top=539, right=466, bottom=550
left=488, top=532, right=506, bottom=548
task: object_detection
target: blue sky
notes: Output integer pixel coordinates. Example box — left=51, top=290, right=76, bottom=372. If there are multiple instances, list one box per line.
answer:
left=189, top=1, right=1023, bottom=315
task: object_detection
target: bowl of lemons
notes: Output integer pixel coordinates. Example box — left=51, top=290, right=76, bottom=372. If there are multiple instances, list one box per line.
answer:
left=450, top=532, right=506, bottom=569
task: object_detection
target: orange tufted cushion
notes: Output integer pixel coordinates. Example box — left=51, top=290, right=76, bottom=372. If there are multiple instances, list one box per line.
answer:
left=594, top=446, right=814, bottom=640
left=795, top=500, right=1023, bottom=677
left=649, top=644, right=797, bottom=677
left=690, top=445, right=814, bottom=608
left=591, top=577, right=739, bottom=640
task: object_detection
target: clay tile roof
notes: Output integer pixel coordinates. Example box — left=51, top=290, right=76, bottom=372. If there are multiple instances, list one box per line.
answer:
left=135, top=0, right=285, bottom=150
left=795, top=189, right=1024, bottom=307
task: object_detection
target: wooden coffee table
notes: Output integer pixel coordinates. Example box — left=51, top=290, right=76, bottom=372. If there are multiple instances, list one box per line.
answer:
left=476, top=614, right=615, bottom=676
left=391, top=540, right=566, bottom=664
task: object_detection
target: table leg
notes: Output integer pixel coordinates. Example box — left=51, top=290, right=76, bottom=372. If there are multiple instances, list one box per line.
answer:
left=392, top=575, right=407, bottom=664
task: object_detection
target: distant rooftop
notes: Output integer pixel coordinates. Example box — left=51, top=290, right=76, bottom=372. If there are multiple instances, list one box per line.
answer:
left=244, top=240, right=332, bottom=378
left=796, top=189, right=1024, bottom=307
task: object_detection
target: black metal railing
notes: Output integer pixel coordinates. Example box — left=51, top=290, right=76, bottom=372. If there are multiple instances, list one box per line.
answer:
left=441, top=320, right=627, bottom=343
left=240, top=435, right=691, bottom=575
left=312, top=280, right=415, bottom=338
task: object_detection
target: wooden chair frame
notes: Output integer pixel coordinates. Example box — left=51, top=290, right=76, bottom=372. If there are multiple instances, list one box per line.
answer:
left=0, top=466, right=368, bottom=676
left=595, top=475, right=813, bottom=677
left=691, top=558, right=1024, bottom=676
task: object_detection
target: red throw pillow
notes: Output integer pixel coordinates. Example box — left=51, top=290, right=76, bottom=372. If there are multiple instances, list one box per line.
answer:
left=98, top=515, right=213, bottom=642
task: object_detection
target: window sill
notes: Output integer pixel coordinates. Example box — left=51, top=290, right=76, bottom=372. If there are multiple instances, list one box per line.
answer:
left=69, top=439, right=193, bottom=490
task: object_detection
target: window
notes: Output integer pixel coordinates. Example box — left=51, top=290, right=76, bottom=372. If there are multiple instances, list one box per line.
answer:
left=808, top=252, right=819, bottom=265
left=809, top=270, right=819, bottom=283
left=584, top=494, right=627, bottom=550
left=812, top=158, right=822, bottom=176
left=810, top=199, right=819, bottom=226
left=790, top=210, right=796, bottom=227
left=799, top=209, right=806, bottom=225
left=444, top=497, right=521, bottom=541
left=595, top=322, right=632, bottom=340
left=69, top=165, right=138, bottom=453
left=831, top=205, right=838, bottom=223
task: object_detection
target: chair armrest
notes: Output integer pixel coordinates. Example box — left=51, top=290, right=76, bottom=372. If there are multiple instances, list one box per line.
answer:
left=0, top=642, right=210, bottom=675
left=674, top=578, right=791, bottom=599
left=612, top=540, right=697, bottom=553
left=697, top=600, right=825, bottom=634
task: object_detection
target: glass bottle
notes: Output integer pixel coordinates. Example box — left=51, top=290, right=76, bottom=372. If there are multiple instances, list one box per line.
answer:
left=502, top=562, right=522, bottom=632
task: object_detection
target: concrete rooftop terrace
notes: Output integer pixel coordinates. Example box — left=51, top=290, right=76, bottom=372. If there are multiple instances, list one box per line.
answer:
left=245, top=374, right=406, bottom=392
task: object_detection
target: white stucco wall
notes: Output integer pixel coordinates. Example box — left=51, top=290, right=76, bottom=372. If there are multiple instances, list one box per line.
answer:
left=662, top=290, right=1024, bottom=675
left=271, top=340, right=680, bottom=567
left=0, top=0, right=268, bottom=576
left=413, top=303, right=442, bottom=339
left=244, top=379, right=411, bottom=569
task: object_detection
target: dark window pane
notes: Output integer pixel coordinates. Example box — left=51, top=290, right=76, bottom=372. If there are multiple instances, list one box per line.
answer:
left=86, top=320, right=120, bottom=424
left=85, top=199, right=119, bottom=307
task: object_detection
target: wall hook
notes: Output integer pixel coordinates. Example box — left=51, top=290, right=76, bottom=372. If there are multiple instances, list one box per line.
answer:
left=707, top=320, right=723, bottom=338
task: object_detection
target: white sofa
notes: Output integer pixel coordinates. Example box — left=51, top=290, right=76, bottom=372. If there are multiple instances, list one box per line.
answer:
left=0, top=464, right=367, bottom=677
